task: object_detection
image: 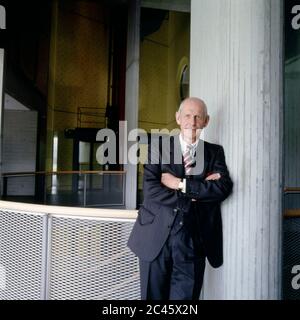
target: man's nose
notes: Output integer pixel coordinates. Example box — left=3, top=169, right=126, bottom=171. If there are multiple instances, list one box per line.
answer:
left=191, top=116, right=197, bottom=126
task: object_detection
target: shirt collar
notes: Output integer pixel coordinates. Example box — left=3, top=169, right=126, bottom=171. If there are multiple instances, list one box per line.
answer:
left=179, top=133, right=199, bottom=153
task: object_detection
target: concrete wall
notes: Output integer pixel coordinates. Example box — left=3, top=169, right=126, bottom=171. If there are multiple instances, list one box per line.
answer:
left=190, top=0, right=283, bottom=299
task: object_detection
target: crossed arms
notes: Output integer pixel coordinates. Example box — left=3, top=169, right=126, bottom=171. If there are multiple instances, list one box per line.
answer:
left=143, top=144, right=233, bottom=207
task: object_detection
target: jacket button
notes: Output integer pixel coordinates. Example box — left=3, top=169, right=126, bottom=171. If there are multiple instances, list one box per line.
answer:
left=173, top=208, right=178, bottom=213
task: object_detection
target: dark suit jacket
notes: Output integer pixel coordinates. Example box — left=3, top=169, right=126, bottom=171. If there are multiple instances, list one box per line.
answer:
left=127, top=135, right=233, bottom=268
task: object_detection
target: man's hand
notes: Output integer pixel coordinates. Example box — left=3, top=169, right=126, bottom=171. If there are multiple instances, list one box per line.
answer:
left=205, top=173, right=221, bottom=181
left=161, top=173, right=181, bottom=190
left=161, top=172, right=221, bottom=191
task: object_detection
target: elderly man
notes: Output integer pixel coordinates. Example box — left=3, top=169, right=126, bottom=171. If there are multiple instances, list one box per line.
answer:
left=128, top=97, right=233, bottom=300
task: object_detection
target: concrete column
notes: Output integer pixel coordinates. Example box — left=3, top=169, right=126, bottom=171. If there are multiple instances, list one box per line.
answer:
left=124, top=0, right=140, bottom=209
left=190, top=0, right=283, bottom=299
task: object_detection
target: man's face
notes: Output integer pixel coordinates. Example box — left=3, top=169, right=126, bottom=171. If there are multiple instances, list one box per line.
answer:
left=175, top=100, right=209, bottom=143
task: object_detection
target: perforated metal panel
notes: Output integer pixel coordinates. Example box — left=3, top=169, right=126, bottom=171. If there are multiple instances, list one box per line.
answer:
left=48, top=216, right=140, bottom=300
left=283, top=218, right=300, bottom=300
left=0, top=209, right=46, bottom=300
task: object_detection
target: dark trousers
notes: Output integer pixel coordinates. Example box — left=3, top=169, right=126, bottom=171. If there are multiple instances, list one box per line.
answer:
left=139, top=206, right=206, bottom=300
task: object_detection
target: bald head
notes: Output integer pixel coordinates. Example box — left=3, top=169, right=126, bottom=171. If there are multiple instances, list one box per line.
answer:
left=178, top=97, right=208, bottom=117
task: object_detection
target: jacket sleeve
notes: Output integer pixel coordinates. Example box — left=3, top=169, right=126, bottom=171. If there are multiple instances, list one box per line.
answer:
left=185, top=146, right=233, bottom=202
left=142, top=142, right=178, bottom=207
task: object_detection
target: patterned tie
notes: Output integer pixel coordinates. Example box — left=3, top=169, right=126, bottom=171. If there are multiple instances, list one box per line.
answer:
left=183, top=144, right=194, bottom=175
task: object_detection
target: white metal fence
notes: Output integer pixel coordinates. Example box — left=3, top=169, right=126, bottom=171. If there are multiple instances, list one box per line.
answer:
left=0, top=201, right=139, bottom=300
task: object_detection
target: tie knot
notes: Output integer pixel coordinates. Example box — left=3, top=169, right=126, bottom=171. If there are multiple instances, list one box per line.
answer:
left=183, top=144, right=194, bottom=159
left=186, top=144, right=192, bottom=152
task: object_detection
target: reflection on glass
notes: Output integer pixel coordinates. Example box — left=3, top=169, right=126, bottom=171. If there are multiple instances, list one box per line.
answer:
left=138, top=7, right=190, bottom=206
left=180, top=64, right=189, bottom=101
left=284, top=0, right=300, bottom=188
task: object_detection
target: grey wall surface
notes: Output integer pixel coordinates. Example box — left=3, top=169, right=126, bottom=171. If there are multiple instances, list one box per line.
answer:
left=190, top=0, right=283, bottom=299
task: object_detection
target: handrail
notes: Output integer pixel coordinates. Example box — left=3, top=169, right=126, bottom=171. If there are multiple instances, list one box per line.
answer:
left=77, top=106, right=106, bottom=127
left=283, top=187, right=300, bottom=194
left=283, top=188, right=300, bottom=218
left=2, top=170, right=126, bottom=177
left=0, top=200, right=137, bottom=219
left=284, top=209, right=300, bottom=218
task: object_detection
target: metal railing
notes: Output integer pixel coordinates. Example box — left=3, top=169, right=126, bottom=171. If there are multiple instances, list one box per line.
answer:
left=0, top=200, right=139, bottom=300
left=283, top=187, right=300, bottom=194
left=282, top=187, right=300, bottom=299
left=283, top=187, right=300, bottom=218
left=77, top=107, right=106, bottom=128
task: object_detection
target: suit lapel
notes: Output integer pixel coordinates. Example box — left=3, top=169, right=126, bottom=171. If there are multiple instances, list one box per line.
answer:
left=169, top=135, right=185, bottom=178
left=191, top=139, right=208, bottom=177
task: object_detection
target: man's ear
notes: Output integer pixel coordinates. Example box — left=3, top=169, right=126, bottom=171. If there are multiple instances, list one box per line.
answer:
left=202, top=115, right=210, bottom=128
left=175, top=112, right=181, bottom=125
